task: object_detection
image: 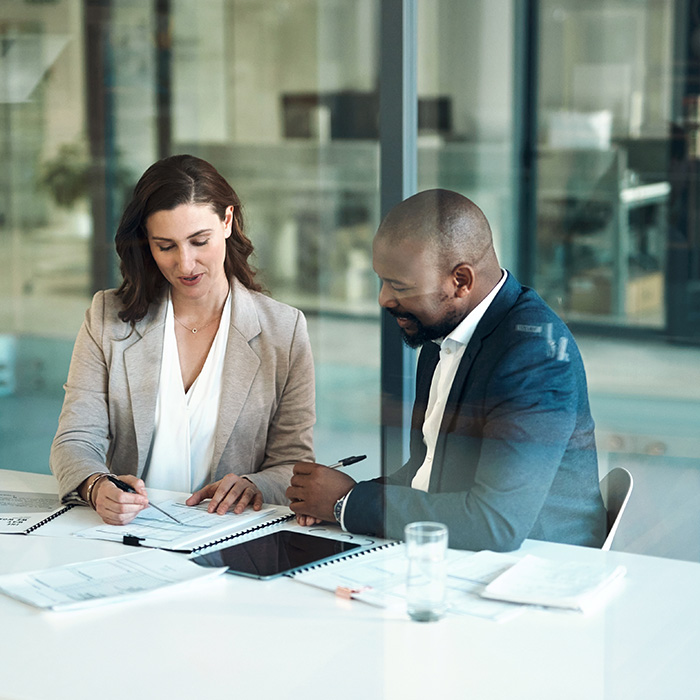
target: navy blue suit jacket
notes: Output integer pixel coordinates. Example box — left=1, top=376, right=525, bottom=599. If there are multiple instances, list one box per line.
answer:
left=344, top=273, right=607, bottom=551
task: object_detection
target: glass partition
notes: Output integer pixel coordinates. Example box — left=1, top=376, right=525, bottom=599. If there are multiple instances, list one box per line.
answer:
left=414, top=0, right=700, bottom=562
left=2, top=0, right=700, bottom=564
left=536, top=0, right=674, bottom=329
left=0, top=0, right=382, bottom=483
left=536, top=0, right=700, bottom=560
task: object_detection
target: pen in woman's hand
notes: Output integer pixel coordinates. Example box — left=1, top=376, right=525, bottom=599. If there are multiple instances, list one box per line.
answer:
left=107, top=475, right=184, bottom=525
left=327, top=455, right=367, bottom=470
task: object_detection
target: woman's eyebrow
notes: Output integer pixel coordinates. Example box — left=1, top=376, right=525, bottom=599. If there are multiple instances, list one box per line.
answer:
left=150, top=228, right=213, bottom=241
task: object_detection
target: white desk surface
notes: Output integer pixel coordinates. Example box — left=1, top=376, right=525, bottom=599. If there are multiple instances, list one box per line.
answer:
left=1, top=469, right=698, bottom=700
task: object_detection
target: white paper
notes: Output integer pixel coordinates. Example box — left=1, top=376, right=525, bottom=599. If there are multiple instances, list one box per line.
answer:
left=444, top=550, right=525, bottom=621
left=481, top=554, right=627, bottom=613
left=0, top=549, right=227, bottom=611
left=294, top=546, right=526, bottom=622
left=75, top=500, right=278, bottom=550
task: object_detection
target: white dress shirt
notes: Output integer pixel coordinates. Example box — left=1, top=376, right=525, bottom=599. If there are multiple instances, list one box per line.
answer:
left=411, top=270, right=507, bottom=491
left=339, top=271, right=508, bottom=529
left=144, top=290, right=231, bottom=493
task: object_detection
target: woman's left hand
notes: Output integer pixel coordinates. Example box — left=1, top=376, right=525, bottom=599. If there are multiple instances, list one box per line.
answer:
left=186, top=474, right=263, bottom=515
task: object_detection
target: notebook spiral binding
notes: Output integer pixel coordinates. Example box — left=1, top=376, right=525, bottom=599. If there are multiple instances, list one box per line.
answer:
left=24, top=504, right=75, bottom=534
left=190, top=512, right=295, bottom=553
left=292, top=539, right=400, bottom=575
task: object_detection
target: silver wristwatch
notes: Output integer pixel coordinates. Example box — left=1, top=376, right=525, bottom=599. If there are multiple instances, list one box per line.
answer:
left=333, top=493, right=348, bottom=523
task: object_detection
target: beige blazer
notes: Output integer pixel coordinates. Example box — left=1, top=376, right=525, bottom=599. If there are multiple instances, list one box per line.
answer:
left=50, top=278, right=315, bottom=505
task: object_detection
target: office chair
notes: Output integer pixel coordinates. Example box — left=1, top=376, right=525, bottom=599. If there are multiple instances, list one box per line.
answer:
left=599, top=467, right=634, bottom=551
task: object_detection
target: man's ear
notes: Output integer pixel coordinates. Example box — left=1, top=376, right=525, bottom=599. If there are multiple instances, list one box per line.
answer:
left=452, top=264, right=474, bottom=298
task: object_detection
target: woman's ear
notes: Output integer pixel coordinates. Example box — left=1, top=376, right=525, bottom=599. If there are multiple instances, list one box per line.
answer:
left=224, top=205, right=234, bottom=238
left=452, top=263, right=474, bottom=298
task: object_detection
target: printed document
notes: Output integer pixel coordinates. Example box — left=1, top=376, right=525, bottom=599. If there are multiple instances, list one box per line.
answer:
left=481, top=554, right=627, bottom=613
left=0, top=490, right=67, bottom=534
left=294, top=546, right=525, bottom=622
left=0, top=549, right=226, bottom=611
left=74, top=500, right=280, bottom=550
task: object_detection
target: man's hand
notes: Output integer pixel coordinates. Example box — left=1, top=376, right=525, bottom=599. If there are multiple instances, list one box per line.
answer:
left=286, top=462, right=356, bottom=522
left=187, top=474, right=263, bottom=515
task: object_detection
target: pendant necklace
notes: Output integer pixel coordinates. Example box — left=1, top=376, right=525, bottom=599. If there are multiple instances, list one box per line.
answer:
left=174, top=300, right=225, bottom=335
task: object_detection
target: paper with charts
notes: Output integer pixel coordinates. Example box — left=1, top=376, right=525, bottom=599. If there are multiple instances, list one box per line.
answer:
left=74, top=500, right=280, bottom=551
left=0, top=549, right=227, bottom=611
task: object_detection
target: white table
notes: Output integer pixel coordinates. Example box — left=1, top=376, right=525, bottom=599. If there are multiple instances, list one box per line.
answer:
left=1, top=469, right=699, bottom=700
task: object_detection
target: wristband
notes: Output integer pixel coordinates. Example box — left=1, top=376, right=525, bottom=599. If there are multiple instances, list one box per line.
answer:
left=86, top=473, right=110, bottom=509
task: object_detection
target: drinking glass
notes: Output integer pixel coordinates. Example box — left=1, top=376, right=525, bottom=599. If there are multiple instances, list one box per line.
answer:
left=404, top=521, right=448, bottom=621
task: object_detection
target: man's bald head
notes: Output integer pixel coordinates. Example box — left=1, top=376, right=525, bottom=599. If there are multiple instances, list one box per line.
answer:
left=376, top=189, right=498, bottom=274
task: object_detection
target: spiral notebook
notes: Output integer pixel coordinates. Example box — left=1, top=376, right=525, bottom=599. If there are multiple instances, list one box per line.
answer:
left=74, top=501, right=295, bottom=553
left=292, top=545, right=530, bottom=622
left=289, top=531, right=404, bottom=608
left=0, top=490, right=74, bottom=535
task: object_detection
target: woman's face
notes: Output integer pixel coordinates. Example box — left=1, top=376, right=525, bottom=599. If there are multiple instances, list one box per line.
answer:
left=146, top=203, right=233, bottom=304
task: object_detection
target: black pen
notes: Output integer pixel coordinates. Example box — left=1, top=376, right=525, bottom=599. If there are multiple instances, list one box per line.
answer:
left=107, top=475, right=184, bottom=525
left=327, top=455, right=367, bottom=470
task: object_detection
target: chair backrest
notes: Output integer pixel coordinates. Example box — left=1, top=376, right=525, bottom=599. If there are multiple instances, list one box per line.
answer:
left=599, top=467, right=634, bottom=551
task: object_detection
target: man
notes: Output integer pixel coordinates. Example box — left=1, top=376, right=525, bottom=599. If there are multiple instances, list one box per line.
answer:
left=287, top=189, right=607, bottom=551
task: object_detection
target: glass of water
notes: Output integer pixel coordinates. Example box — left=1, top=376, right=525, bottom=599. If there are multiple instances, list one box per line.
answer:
left=404, top=521, right=448, bottom=622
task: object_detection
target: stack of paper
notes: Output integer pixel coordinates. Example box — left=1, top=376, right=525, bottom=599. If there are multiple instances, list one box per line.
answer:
left=480, top=554, right=626, bottom=614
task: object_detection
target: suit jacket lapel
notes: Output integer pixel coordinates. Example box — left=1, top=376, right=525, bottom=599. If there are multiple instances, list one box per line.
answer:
left=414, top=342, right=440, bottom=424
left=429, top=272, right=522, bottom=490
left=124, top=297, right=167, bottom=475
left=211, top=279, right=261, bottom=471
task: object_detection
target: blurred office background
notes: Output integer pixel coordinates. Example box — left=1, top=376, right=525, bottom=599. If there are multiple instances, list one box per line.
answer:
left=1, top=0, right=699, bottom=561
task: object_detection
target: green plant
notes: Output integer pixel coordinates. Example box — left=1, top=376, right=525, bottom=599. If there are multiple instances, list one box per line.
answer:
left=39, top=143, right=91, bottom=209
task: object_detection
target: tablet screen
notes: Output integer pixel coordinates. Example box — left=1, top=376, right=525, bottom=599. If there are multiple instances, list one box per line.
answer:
left=190, top=530, right=361, bottom=579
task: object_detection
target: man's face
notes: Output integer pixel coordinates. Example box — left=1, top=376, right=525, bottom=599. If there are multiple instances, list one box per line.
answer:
left=373, top=235, right=464, bottom=348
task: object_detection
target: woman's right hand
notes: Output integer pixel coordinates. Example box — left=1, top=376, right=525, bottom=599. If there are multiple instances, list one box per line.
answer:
left=86, top=474, right=150, bottom=525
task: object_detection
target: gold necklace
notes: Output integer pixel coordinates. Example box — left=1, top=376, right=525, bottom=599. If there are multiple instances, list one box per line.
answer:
left=173, top=314, right=218, bottom=334
left=173, top=298, right=226, bottom=335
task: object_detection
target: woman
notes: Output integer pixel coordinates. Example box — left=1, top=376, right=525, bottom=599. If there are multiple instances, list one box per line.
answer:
left=50, top=154, right=315, bottom=525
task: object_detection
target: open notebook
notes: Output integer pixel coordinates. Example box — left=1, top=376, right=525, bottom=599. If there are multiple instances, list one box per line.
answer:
left=4, top=486, right=295, bottom=554
left=73, top=500, right=294, bottom=553
left=0, top=490, right=74, bottom=534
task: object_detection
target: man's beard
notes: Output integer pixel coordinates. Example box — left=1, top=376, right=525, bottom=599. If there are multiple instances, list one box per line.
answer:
left=388, top=308, right=464, bottom=349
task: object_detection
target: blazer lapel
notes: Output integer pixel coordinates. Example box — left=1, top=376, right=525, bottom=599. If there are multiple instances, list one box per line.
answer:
left=210, top=280, right=261, bottom=471
left=429, top=272, right=523, bottom=490
left=124, top=297, right=167, bottom=474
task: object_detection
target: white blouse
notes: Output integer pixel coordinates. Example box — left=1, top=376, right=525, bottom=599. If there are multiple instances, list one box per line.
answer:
left=144, top=290, right=231, bottom=493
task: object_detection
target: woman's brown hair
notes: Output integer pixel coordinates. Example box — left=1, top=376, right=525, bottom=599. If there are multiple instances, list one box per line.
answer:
left=115, top=154, right=261, bottom=323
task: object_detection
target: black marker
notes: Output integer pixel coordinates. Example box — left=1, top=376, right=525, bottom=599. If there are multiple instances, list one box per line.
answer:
left=107, top=475, right=183, bottom=525
left=327, top=455, right=367, bottom=470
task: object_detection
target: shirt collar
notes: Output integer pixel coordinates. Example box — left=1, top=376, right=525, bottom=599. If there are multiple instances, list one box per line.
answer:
left=434, top=269, right=508, bottom=349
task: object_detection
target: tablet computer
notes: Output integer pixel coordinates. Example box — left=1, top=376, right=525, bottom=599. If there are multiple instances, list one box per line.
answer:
left=190, top=530, right=362, bottom=580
